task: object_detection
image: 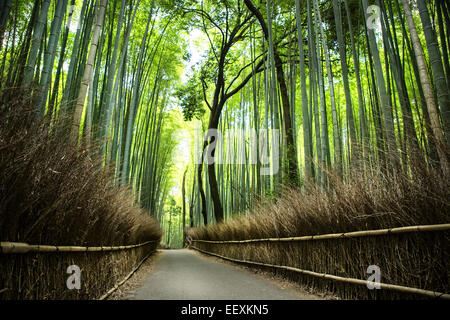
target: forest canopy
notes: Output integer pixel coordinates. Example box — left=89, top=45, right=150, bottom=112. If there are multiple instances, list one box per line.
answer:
left=0, top=0, right=449, bottom=248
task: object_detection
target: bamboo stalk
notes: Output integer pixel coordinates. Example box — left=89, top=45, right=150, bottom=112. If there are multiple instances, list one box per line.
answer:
left=191, top=246, right=450, bottom=300
left=191, top=223, right=450, bottom=243
left=0, top=240, right=159, bottom=254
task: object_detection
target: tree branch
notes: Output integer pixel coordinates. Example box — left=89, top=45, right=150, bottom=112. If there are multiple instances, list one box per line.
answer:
left=225, top=57, right=265, bottom=100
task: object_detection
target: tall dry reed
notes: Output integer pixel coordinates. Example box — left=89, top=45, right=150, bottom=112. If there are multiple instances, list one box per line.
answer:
left=0, top=88, right=162, bottom=299
left=189, top=148, right=450, bottom=299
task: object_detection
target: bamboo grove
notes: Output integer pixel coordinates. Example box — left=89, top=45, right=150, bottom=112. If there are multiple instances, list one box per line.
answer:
left=0, top=0, right=449, bottom=248
left=181, top=0, right=450, bottom=237
left=0, top=0, right=188, bottom=229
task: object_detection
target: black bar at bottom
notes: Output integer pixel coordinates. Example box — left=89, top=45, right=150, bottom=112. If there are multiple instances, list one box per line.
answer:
left=0, top=300, right=445, bottom=319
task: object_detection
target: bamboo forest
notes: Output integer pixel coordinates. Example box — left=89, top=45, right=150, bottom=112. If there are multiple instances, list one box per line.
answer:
left=0, top=0, right=449, bottom=301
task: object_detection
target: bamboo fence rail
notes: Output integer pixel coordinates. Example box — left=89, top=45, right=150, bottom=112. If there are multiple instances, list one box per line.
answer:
left=0, top=240, right=160, bottom=254
left=98, top=249, right=156, bottom=300
left=190, top=223, right=450, bottom=244
left=191, top=246, right=450, bottom=300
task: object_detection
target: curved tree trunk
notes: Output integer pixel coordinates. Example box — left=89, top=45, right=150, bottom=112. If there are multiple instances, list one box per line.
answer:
left=244, top=0, right=299, bottom=188
left=197, top=155, right=208, bottom=225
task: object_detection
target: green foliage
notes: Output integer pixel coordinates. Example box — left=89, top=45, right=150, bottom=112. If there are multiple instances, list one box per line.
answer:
left=175, top=73, right=205, bottom=121
left=1, top=0, right=448, bottom=241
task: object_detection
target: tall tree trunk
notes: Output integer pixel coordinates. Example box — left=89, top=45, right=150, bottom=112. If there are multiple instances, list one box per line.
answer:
left=72, top=0, right=108, bottom=141
left=395, top=0, right=438, bottom=163
left=244, top=0, right=299, bottom=187
left=416, top=0, right=450, bottom=143
left=0, top=0, right=12, bottom=50
left=295, top=0, right=313, bottom=183
left=344, top=0, right=367, bottom=158
left=332, top=0, right=358, bottom=165
left=107, top=0, right=141, bottom=164
left=121, top=1, right=156, bottom=184
left=101, top=0, right=127, bottom=146
left=402, top=0, right=449, bottom=174
left=61, top=0, right=88, bottom=113
left=198, top=138, right=208, bottom=225
left=48, top=0, right=76, bottom=118
left=182, top=167, right=187, bottom=246
left=250, top=24, right=261, bottom=195
left=266, top=0, right=281, bottom=188
left=22, top=0, right=51, bottom=88
left=436, top=0, right=450, bottom=92
left=316, top=0, right=341, bottom=177
left=307, top=0, right=322, bottom=184
left=12, top=0, right=39, bottom=87
left=314, top=0, right=331, bottom=185
left=36, top=0, right=68, bottom=118
left=189, top=172, right=196, bottom=228
left=362, top=0, right=400, bottom=171
left=379, top=0, right=420, bottom=159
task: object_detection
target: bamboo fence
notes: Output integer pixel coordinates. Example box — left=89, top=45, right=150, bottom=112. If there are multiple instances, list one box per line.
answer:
left=0, top=239, right=160, bottom=299
left=98, top=249, right=156, bottom=300
left=191, top=246, right=450, bottom=300
left=190, top=223, right=450, bottom=244
left=190, top=223, right=450, bottom=299
left=0, top=240, right=159, bottom=254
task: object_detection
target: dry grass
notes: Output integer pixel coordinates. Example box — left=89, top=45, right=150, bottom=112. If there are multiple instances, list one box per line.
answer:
left=107, top=250, right=161, bottom=300
left=188, top=152, right=450, bottom=299
left=0, top=88, right=162, bottom=299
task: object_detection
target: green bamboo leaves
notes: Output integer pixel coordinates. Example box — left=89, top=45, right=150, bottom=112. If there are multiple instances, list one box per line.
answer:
left=1, top=0, right=449, bottom=231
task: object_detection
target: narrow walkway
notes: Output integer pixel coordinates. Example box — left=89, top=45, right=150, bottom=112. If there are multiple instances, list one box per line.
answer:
left=130, top=249, right=314, bottom=300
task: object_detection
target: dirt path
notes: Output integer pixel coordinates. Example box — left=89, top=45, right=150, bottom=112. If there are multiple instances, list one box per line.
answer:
left=127, top=249, right=322, bottom=300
